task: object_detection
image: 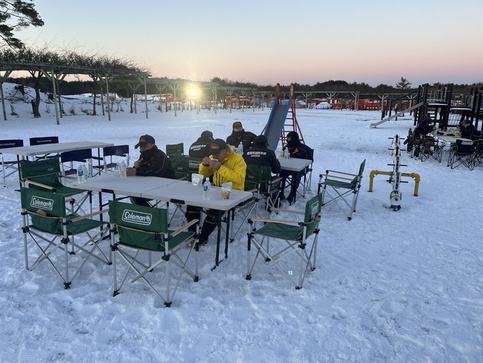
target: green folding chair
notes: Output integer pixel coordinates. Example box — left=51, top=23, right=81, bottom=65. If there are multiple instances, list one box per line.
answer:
left=169, top=154, right=190, bottom=180
left=20, top=187, right=110, bottom=289
left=229, top=164, right=282, bottom=242
left=166, top=143, right=184, bottom=157
left=109, top=201, right=199, bottom=307
left=246, top=193, right=322, bottom=289
left=317, top=159, right=365, bottom=220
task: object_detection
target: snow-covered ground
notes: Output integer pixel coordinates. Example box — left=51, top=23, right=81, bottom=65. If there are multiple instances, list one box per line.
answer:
left=1, top=83, right=482, bottom=362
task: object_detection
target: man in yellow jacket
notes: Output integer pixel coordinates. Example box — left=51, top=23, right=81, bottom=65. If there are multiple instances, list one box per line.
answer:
left=187, top=139, right=247, bottom=246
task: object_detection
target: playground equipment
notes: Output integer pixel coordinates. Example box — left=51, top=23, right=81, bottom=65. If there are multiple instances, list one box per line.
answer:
left=370, top=84, right=483, bottom=130
left=263, top=83, right=304, bottom=151
left=368, top=134, right=421, bottom=210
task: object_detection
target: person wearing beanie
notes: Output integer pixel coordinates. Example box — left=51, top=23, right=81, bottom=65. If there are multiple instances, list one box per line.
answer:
left=127, top=134, right=176, bottom=206
left=186, top=138, right=247, bottom=246
left=243, top=135, right=281, bottom=174
left=189, top=130, right=214, bottom=158
left=226, top=121, right=257, bottom=152
left=281, top=131, right=314, bottom=204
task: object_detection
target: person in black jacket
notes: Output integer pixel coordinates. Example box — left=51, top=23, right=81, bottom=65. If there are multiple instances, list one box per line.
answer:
left=459, top=119, right=480, bottom=140
left=127, top=134, right=176, bottom=206
left=281, top=131, right=314, bottom=204
left=189, top=130, right=214, bottom=158
left=226, top=121, right=256, bottom=152
left=243, top=135, right=281, bottom=174
left=414, top=114, right=435, bottom=139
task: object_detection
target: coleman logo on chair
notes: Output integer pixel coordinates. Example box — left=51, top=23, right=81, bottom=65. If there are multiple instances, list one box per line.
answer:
left=30, top=196, right=54, bottom=211
left=122, top=209, right=152, bottom=226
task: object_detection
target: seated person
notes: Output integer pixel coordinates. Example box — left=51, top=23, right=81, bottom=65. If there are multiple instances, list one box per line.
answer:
left=186, top=139, right=246, bottom=246
left=243, top=135, right=282, bottom=209
left=127, top=134, right=176, bottom=206
left=226, top=121, right=257, bottom=153
left=243, top=135, right=281, bottom=174
left=280, top=131, right=314, bottom=204
left=414, top=114, right=435, bottom=139
left=459, top=119, right=480, bottom=140
left=189, top=130, right=214, bottom=158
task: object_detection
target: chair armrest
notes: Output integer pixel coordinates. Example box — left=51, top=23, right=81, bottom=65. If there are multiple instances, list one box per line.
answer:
left=270, top=176, right=283, bottom=183
left=319, top=173, right=355, bottom=182
left=170, top=219, right=199, bottom=237
left=71, top=208, right=109, bottom=222
left=23, top=179, right=56, bottom=191
left=270, top=207, right=305, bottom=215
left=250, top=217, right=299, bottom=226
left=324, top=170, right=357, bottom=177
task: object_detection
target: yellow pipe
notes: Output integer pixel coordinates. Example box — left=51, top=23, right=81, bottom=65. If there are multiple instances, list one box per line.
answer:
left=368, top=169, right=420, bottom=196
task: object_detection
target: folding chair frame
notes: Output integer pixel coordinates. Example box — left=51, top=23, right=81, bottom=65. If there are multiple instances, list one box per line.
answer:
left=317, top=160, right=365, bottom=221
left=448, top=139, right=477, bottom=170
left=20, top=187, right=110, bottom=289
left=246, top=193, right=322, bottom=289
left=108, top=201, right=199, bottom=307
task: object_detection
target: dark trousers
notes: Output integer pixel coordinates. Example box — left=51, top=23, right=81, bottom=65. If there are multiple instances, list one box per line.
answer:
left=186, top=206, right=224, bottom=244
left=280, top=170, right=302, bottom=199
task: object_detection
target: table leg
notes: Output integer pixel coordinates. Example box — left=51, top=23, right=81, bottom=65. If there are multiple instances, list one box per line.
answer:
left=224, top=209, right=232, bottom=258
left=213, top=210, right=223, bottom=269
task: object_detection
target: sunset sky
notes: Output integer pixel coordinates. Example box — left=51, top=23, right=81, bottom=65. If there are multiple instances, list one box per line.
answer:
left=17, top=0, right=483, bottom=87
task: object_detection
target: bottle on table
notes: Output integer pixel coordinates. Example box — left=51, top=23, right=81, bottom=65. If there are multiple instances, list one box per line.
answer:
left=203, top=179, right=211, bottom=201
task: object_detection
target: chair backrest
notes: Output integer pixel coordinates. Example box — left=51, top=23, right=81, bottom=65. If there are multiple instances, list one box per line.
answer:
left=103, top=144, right=129, bottom=157
left=20, top=158, right=61, bottom=179
left=358, top=159, right=366, bottom=177
left=169, top=155, right=190, bottom=180
left=21, top=187, right=68, bottom=234
left=19, top=158, right=62, bottom=188
left=456, top=139, right=476, bottom=154
left=60, top=148, right=93, bottom=163
left=108, top=201, right=168, bottom=251
left=0, top=139, right=23, bottom=149
left=166, top=143, right=184, bottom=157
left=29, top=136, right=59, bottom=146
left=245, top=164, right=273, bottom=192
left=60, top=149, right=93, bottom=176
left=350, top=159, right=366, bottom=189
left=188, top=157, right=201, bottom=176
left=304, top=193, right=322, bottom=224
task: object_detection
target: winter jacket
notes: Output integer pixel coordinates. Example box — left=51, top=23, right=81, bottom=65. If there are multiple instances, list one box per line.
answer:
left=286, top=140, right=314, bottom=161
left=226, top=130, right=257, bottom=151
left=198, top=148, right=246, bottom=190
left=135, top=145, right=176, bottom=179
left=460, top=124, right=480, bottom=140
left=189, top=136, right=212, bottom=158
left=243, top=145, right=281, bottom=174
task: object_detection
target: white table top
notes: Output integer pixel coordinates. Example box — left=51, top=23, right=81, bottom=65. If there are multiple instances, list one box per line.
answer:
left=70, top=174, right=177, bottom=198
left=436, top=135, right=473, bottom=144
left=0, top=141, right=114, bottom=157
left=279, top=157, right=312, bottom=172
left=71, top=174, right=252, bottom=208
left=143, top=180, right=252, bottom=210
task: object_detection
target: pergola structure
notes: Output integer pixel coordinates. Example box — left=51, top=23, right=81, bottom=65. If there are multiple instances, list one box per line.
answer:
left=0, top=58, right=149, bottom=124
